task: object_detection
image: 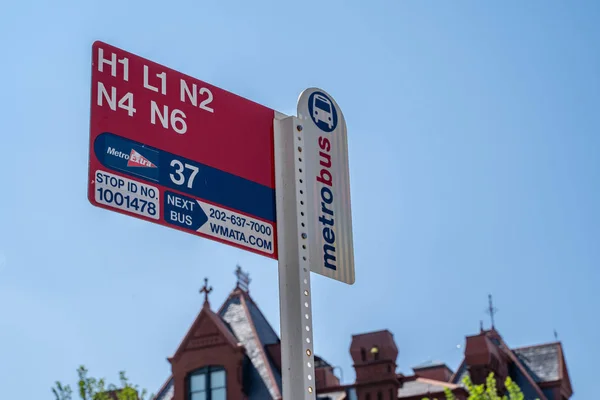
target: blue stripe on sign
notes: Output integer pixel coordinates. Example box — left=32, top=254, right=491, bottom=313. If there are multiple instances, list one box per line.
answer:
left=94, top=132, right=276, bottom=222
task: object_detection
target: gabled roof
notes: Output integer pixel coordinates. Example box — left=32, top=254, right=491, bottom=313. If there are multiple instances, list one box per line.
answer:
left=168, top=302, right=241, bottom=364
left=218, top=288, right=282, bottom=399
left=153, top=286, right=284, bottom=400
left=154, top=301, right=241, bottom=400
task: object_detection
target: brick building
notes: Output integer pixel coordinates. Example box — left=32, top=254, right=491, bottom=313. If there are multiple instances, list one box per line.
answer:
left=153, top=269, right=573, bottom=400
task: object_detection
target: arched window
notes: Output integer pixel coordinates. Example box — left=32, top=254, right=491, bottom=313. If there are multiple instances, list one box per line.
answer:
left=188, top=366, right=226, bottom=400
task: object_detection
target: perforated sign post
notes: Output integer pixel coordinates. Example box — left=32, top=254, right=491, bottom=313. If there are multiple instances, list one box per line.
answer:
left=274, top=88, right=354, bottom=400
left=88, top=42, right=354, bottom=400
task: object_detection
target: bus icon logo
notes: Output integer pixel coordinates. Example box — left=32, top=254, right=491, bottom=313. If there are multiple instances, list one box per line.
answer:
left=308, top=91, right=338, bottom=133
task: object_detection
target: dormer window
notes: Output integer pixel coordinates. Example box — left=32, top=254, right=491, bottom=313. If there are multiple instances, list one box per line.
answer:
left=188, top=366, right=226, bottom=400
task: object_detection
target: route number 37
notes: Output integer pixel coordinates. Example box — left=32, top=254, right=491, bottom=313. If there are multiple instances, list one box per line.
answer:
left=170, top=159, right=199, bottom=189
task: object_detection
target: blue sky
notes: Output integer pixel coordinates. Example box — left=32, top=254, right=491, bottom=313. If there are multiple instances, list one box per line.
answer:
left=1, top=1, right=598, bottom=399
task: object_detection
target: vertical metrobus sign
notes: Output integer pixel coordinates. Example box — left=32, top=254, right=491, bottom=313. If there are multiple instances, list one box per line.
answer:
left=88, top=41, right=279, bottom=258
left=298, top=88, right=355, bottom=285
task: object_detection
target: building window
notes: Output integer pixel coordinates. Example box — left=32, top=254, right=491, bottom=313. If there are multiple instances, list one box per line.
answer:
left=188, top=366, right=226, bottom=400
left=370, top=346, right=380, bottom=361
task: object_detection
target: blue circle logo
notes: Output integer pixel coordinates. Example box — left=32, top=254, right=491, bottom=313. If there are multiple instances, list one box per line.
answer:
left=308, top=91, right=337, bottom=133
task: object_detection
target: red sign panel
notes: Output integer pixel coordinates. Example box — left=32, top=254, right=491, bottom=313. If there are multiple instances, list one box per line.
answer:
left=88, top=41, right=278, bottom=258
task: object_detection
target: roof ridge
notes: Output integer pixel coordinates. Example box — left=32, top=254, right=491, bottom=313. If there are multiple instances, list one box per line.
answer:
left=217, top=287, right=243, bottom=315
left=219, top=287, right=282, bottom=399
left=222, top=286, right=281, bottom=342
left=512, top=341, right=561, bottom=351
left=239, top=294, right=282, bottom=399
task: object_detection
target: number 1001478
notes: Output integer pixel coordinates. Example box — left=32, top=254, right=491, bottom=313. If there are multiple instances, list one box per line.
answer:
left=94, top=170, right=160, bottom=220
left=97, top=187, right=157, bottom=216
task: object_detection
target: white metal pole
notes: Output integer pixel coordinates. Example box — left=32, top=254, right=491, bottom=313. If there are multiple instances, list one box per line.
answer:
left=275, top=115, right=316, bottom=400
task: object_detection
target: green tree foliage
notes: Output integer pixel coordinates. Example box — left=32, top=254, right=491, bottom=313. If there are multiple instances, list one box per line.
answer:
left=52, top=365, right=153, bottom=400
left=421, top=372, right=537, bottom=400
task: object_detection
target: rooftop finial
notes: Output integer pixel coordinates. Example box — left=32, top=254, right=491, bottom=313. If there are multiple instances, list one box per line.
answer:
left=486, top=294, right=498, bottom=329
left=235, top=264, right=251, bottom=292
left=200, top=277, right=213, bottom=306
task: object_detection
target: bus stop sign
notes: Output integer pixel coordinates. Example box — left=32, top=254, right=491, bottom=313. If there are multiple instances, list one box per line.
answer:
left=88, top=41, right=278, bottom=258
